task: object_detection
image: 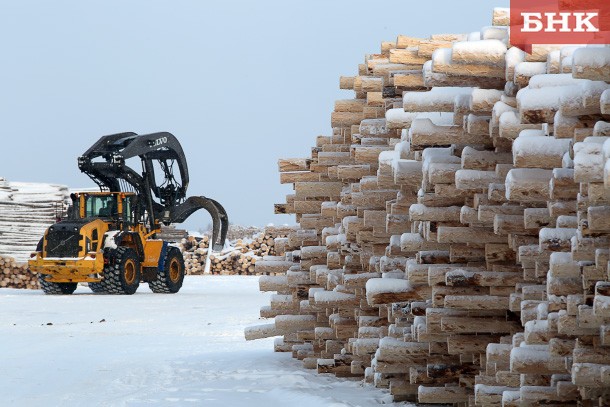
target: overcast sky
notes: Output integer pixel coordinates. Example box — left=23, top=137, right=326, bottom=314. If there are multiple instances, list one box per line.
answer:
left=0, top=0, right=509, bottom=230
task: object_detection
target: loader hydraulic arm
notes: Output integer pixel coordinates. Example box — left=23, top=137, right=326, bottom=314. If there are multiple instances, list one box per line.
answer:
left=77, top=132, right=228, bottom=249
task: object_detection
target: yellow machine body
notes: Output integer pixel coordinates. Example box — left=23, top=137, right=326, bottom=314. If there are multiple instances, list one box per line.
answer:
left=29, top=192, right=165, bottom=283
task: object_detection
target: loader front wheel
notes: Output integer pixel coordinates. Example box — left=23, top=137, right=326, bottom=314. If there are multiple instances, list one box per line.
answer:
left=101, top=247, right=141, bottom=295
left=148, top=247, right=185, bottom=294
left=39, top=275, right=77, bottom=295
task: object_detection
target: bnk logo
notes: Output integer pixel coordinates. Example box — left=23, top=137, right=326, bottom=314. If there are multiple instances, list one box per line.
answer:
left=510, top=0, right=610, bottom=53
left=521, top=12, right=599, bottom=32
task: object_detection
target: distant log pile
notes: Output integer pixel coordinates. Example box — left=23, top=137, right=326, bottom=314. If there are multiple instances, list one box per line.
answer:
left=0, top=255, right=39, bottom=289
left=246, top=6, right=610, bottom=406
left=181, top=226, right=291, bottom=275
left=0, top=178, right=69, bottom=263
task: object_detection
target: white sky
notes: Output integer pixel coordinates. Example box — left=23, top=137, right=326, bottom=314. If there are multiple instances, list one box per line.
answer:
left=0, top=0, right=508, bottom=230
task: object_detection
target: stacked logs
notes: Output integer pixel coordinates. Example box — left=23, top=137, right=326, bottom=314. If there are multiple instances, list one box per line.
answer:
left=246, top=6, right=610, bottom=406
left=0, top=255, right=39, bottom=289
left=0, top=178, right=69, bottom=263
left=181, top=226, right=291, bottom=275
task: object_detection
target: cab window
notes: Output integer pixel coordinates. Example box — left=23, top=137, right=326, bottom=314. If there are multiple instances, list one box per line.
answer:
left=85, top=196, right=117, bottom=218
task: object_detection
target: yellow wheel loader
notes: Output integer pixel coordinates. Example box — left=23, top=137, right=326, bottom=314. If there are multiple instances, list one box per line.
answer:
left=28, top=132, right=228, bottom=295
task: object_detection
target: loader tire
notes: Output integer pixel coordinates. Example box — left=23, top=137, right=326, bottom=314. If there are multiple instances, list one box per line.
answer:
left=101, top=247, right=140, bottom=295
left=148, top=247, right=185, bottom=294
left=88, top=282, right=106, bottom=294
left=39, top=275, right=77, bottom=295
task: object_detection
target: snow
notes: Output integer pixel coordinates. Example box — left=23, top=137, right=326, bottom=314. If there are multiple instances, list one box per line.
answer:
left=499, top=110, right=521, bottom=127
left=481, top=26, right=508, bottom=42
left=451, top=39, right=507, bottom=64
left=0, top=276, right=395, bottom=406
left=516, top=86, right=565, bottom=110
left=385, top=108, right=418, bottom=129
left=400, top=233, right=424, bottom=251
left=593, top=292, right=610, bottom=316
left=602, top=90, right=610, bottom=115
left=539, top=227, right=578, bottom=242
left=559, top=151, right=573, bottom=169
left=365, top=278, right=410, bottom=297
left=422, top=147, right=462, bottom=173
left=403, top=87, right=473, bottom=112
left=596, top=121, right=610, bottom=138
left=313, top=290, right=356, bottom=303
left=549, top=251, right=573, bottom=266
left=582, top=81, right=610, bottom=102
left=416, top=112, right=454, bottom=126
left=603, top=138, right=610, bottom=161
left=505, top=168, right=553, bottom=200
left=378, top=150, right=397, bottom=167
left=573, top=139, right=607, bottom=182
left=491, top=101, right=516, bottom=126
left=393, top=141, right=411, bottom=159
left=431, top=47, right=452, bottom=65
left=467, top=31, right=482, bottom=41
left=103, top=230, right=120, bottom=249
left=512, top=134, right=571, bottom=160
left=510, top=345, right=552, bottom=371
left=572, top=47, right=610, bottom=69
left=505, top=47, right=525, bottom=69
left=515, top=62, right=547, bottom=77
left=528, top=73, right=586, bottom=89
left=455, top=169, right=501, bottom=190
left=470, top=89, right=503, bottom=110
left=409, top=204, right=426, bottom=217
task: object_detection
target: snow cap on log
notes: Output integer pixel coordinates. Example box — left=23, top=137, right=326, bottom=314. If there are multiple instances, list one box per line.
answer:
left=403, top=87, right=474, bottom=112
left=512, top=132, right=571, bottom=169
left=505, top=168, right=552, bottom=203
left=571, top=47, right=610, bottom=81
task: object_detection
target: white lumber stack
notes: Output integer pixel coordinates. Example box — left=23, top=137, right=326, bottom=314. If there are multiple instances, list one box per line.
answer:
left=246, top=7, right=610, bottom=406
left=0, top=178, right=69, bottom=264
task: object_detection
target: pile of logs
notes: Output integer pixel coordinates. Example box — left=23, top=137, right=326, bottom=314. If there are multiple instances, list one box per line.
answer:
left=181, top=226, right=292, bottom=275
left=0, top=178, right=69, bottom=263
left=0, top=255, right=39, bottom=289
left=246, top=6, right=610, bottom=406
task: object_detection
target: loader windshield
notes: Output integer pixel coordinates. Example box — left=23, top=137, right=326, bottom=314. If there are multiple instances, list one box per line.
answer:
left=85, top=195, right=117, bottom=218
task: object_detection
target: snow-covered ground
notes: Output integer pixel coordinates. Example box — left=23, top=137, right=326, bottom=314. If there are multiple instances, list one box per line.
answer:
left=0, top=276, right=396, bottom=406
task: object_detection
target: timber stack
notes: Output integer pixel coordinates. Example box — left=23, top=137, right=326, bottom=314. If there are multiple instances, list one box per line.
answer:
left=0, top=178, right=69, bottom=263
left=0, top=255, right=39, bottom=289
left=181, top=226, right=292, bottom=275
left=246, top=6, right=610, bottom=406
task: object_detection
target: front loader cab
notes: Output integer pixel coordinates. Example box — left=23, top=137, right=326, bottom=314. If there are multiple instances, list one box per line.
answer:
left=71, top=192, right=138, bottom=229
left=85, top=194, right=118, bottom=219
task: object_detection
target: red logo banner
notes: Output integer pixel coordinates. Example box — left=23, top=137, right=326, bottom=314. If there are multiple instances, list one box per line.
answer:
left=510, top=0, right=610, bottom=53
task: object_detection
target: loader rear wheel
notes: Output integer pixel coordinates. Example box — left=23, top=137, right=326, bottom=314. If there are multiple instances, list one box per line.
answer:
left=39, top=275, right=77, bottom=295
left=148, top=247, right=185, bottom=294
left=101, top=247, right=141, bottom=295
